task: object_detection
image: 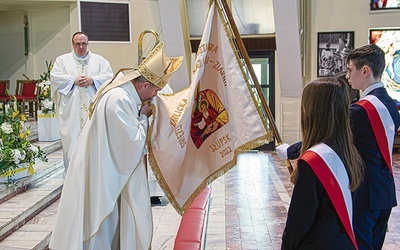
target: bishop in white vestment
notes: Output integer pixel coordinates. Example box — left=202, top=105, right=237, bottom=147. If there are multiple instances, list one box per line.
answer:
left=49, top=42, right=183, bottom=249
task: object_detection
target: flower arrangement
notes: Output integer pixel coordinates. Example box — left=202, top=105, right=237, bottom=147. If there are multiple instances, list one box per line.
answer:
left=37, top=60, right=55, bottom=114
left=0, top=97, right=48, bottom=185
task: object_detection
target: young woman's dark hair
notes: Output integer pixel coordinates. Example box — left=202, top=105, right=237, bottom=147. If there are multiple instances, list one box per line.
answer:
left=291, top=77, right=364, bottom=190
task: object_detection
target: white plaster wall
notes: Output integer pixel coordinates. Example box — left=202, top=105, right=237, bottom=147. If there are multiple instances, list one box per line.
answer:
left=2, top=0, right=400, bottom=145
left=1, top=0, right=164, bottom=92
left=158, top=0, right=191, bottom=92
left=84, top=0, right=163, bottom=73
left=275, top=0, right=400, bottom=144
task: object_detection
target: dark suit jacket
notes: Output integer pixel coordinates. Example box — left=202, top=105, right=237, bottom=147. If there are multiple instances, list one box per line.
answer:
left=287, top=141, right=302, bottom=160
left=350, top=87, right=400, bottom=210
left=282, top=160, right=355, bottom=250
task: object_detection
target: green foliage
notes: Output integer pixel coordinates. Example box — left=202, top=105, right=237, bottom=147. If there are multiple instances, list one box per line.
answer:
left=0, top=96, right=48, bottom=185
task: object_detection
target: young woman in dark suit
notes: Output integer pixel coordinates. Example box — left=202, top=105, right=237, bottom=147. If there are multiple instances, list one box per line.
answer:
left=282, top=77, right=364, bottom=250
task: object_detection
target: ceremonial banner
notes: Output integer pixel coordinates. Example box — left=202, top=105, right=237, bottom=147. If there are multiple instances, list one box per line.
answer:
left=148, top=1, right=272, bottom=215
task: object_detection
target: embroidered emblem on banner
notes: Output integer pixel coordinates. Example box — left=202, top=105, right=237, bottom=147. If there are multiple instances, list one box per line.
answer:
left=190, top=88, right=229, bottom=148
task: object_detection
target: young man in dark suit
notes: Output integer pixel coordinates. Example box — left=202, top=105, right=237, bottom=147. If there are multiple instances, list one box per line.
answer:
left=346, top=44, right=400, bottom=249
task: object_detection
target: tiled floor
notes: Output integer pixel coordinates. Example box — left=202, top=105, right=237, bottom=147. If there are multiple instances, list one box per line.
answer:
left=5, top=117, right=400, bottom=249
left=153, top=150, right=400, bottom=249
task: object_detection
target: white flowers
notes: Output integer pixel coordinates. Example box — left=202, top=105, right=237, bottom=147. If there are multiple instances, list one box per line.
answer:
left=29, top=144, right=39, bottom=156
left=42, top=99, right=54, bottom=110
left=37, top=61, right=55, bottom=115
left=37, top=80, right=55, bottom=114
left=1, top=123, right=12, bottom=134
left=37, top=80, right=51, bottom=90
left=11, top=149, right=26, bottom=164
left=3, top=104, right=10, bottom=116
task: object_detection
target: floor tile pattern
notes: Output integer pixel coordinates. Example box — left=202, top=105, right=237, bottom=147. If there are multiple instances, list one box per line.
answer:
left=2, top=118, right=400, bottom=250
left=50, top=150, right=395, bottom=250
left=209, top=151, right=400, bottom=250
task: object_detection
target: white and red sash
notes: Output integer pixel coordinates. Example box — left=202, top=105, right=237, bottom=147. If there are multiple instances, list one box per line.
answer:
left=357, top=95, right=395, bottom=174
left=300, top=143, right=358, bottom=250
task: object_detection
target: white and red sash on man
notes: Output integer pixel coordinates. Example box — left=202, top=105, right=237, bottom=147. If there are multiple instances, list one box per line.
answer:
left=300, top=143, right=358, bottom=250
left=357, top=95, right=395, bottom=174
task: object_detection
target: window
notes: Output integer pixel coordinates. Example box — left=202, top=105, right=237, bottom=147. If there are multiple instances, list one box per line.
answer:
left=231, top=0, right=275, bottom=35
left=186, top=0, right=274, bottom=37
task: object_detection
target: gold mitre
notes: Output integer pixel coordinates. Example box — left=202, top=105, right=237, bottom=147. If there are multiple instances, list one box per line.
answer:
left=123, top=42, right=183, bottom=88
left=88, top=42, right=183, bottom=119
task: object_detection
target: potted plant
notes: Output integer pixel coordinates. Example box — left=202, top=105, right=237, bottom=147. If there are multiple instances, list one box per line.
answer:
left=0, top=97, right=48, bottom=185
left=37, top=60, right=60, bottom=141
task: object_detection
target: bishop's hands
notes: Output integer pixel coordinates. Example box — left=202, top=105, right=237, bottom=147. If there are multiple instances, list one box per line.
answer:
left=74, top=75, right=94, bottom=87
left=276, top=143, right=290, bottom=160
left=140, top=101, right=153, bottom=118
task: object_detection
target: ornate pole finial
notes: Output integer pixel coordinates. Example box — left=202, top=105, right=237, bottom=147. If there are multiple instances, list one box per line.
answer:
left=138, top=29, right=159, bottom=64
left=23, top=12, right=28, bottom=29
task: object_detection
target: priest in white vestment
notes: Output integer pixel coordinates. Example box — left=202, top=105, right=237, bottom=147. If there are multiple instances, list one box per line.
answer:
left=49, top=42, right=183, bottom=250
left=50, top=31, right=113, bottom=173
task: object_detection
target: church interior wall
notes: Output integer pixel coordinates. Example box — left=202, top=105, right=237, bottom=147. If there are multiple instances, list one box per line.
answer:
left=1, top=0, right=400, bottom=145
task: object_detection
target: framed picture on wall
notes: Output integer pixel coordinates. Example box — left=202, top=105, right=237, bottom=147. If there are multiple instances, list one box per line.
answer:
left=369, top=28, right=400, bottom=102
left=79, top=1, right=131, bottom=42
left=370, top=0, right=400, bottom=11
left=317, top=31, right=354, bottom=77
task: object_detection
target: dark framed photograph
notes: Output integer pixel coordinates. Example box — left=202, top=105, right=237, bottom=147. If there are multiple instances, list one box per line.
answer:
left=80, top=1, right=131, bottom=42
left=317, top=31, right=354, bottom=77
left=370, top=0, right=400, bottom=11
left=369, top=28, right=400, bottom=102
